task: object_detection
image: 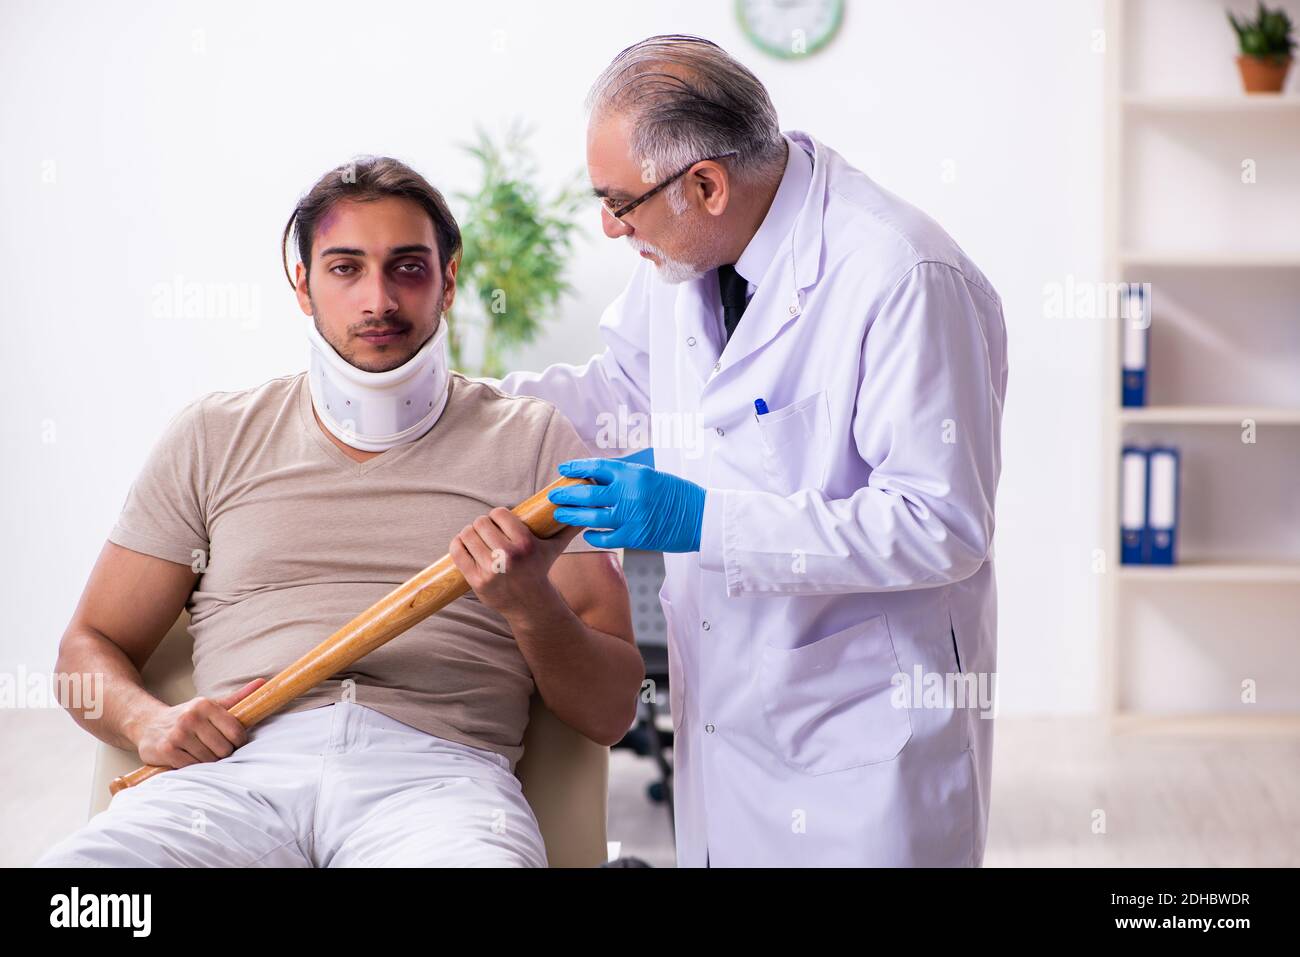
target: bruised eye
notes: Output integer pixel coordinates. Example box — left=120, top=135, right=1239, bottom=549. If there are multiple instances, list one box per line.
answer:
left=395, top=262, right=426, bottom=275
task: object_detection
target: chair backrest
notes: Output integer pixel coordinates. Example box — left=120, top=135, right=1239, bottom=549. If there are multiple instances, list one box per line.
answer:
left=88, top=611, right=608, bottom=867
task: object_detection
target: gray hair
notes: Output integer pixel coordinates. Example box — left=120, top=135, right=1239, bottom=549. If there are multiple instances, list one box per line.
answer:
left=586, top=34, right=787, bottom=212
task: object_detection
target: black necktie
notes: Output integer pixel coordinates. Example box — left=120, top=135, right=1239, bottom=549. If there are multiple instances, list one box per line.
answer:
left=717, top=264, right=749, bottom=342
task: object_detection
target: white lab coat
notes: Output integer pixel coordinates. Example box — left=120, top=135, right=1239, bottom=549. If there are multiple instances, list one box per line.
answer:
left=499, top=130, right=1008, bottom=867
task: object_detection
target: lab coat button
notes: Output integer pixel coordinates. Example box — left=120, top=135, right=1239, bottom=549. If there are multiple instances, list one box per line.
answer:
left=715, top=427, right=725, bottom=437
left=705, top=724, right=715, bottom=734
left=712, top=361, right=721, bottom=372
left=686, top=336, right=696, bottom=347
left=702, top=620, right=711, bottom=631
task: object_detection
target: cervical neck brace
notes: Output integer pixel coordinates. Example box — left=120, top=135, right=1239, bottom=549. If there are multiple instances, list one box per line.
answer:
left=306, top=317, right=451, bottom=452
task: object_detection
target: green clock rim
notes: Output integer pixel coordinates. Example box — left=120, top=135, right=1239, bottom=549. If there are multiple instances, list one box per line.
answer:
left=735, top=0, right=844, bottom=60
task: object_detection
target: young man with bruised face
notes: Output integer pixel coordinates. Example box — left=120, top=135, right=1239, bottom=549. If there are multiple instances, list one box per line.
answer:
left=36, top=157, right=641, bottom=868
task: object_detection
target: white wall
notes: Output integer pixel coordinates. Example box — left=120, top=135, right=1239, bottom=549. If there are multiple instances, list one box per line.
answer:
left=0, top=0, right=1113, bottom=713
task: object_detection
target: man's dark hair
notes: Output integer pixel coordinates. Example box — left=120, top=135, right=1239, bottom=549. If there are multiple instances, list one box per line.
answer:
left=281, top=155, right=462, bottom=289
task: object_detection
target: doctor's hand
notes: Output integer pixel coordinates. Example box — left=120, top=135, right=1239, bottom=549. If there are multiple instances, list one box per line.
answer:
left=617, top=446, right=654, bottom=468
left=549, top=457, right=706, bottom=552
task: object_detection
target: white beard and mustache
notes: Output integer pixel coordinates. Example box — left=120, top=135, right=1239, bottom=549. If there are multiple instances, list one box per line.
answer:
left=625, top=235, right=709, bottom=285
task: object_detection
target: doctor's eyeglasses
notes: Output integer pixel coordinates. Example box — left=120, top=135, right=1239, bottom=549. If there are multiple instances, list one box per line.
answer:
left=599, top=150, right=739, bottom=220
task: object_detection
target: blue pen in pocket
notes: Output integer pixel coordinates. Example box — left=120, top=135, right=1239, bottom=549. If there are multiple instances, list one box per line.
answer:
left=754, top=398, right=769, bottom=417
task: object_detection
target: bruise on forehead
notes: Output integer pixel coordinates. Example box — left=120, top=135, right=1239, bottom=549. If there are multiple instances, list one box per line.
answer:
left=315, top=198, right=357, bottom=241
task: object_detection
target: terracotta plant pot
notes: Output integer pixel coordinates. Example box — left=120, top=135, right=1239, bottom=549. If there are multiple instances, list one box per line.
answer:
left=1236, top=54, right=1293, bottom=92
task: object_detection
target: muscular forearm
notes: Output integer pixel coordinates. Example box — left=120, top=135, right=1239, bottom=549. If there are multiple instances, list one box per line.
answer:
left=503, top=585, right=643, bottom=747
left=54, top=628, right=168, bottom=752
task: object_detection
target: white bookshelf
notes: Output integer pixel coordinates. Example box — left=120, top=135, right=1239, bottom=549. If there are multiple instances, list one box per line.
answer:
left=1118, top=560, right=1300, bottom=583
left=1118, top=405, right=1300, bottom=424
left=1102, top=0, right=1300, bottom=734
left=1122, top=92, right=1300, bottom=112
left=1118, top=251, right=1300, bottom=267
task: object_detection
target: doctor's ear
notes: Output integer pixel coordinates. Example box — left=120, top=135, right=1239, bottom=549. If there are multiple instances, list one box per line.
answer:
left=294, top=262, right=313, bottom=316
left=690, top=161, right=730, bottom=217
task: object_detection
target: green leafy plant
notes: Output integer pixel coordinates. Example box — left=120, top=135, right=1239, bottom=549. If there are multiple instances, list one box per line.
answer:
left=1227, top=2, right=1296, bottom=62
left=449, top=122, right=586, bottom=378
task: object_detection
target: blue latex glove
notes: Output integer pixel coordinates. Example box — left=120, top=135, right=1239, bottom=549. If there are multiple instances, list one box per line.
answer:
left=549, top=456, right=705, bottom=552
left=619, top=447, right=655, bottom=468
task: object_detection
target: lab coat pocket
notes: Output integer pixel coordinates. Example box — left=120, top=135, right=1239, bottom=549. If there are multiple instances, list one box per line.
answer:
left=755, top=391, right=830, bottom=495
left=758, top=614, right=912, bottom=775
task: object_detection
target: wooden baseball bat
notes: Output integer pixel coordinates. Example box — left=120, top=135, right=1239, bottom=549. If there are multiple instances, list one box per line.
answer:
left=109, top=475, right=594, bottom=796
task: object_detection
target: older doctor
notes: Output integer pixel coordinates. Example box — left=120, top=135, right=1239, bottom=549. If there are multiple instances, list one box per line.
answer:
left=497, top=34, right=1008, bottom=867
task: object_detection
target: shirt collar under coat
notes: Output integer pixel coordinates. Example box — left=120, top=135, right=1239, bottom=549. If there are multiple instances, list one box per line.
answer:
left=733, top=132, right=814, bottom=292
left=697, top=130, right=828, bottom=379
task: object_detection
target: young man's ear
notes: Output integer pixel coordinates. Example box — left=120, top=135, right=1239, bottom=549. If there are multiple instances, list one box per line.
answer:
left=294, top=262, right=313, bottom=316
left=441, top=256, right=459, bottom=314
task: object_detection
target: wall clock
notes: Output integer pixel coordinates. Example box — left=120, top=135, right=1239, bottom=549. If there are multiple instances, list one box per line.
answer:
left=736, top=0, right=844, bottom=59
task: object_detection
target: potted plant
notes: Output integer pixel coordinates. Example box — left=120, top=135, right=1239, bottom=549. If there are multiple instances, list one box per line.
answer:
left=1227, top=2, right=1295, bottom=93
left=449, top=123, right=585, bottom=378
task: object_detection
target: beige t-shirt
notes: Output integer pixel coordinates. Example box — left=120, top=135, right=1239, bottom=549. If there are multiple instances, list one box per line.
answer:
left=107, top=370, right=609, bottom=770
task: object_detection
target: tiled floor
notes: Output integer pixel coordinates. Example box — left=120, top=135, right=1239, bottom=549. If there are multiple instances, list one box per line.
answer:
left=5, top=710, right=1297, bottom=867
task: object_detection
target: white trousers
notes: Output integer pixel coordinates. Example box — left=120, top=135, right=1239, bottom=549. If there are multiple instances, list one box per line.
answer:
left=36, top=700, right=547, bottom=868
